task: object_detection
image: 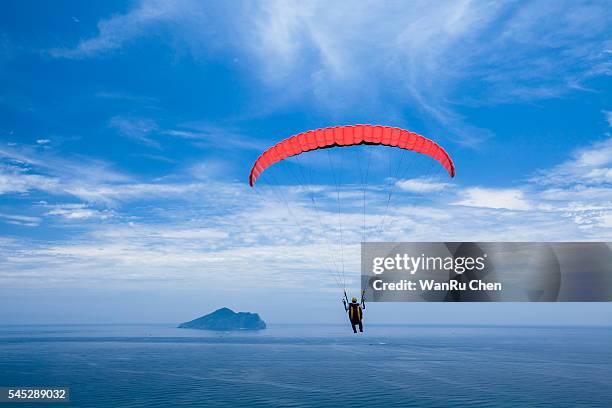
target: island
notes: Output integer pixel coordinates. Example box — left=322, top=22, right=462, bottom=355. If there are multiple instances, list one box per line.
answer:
left=178, top=307, right=266, bottom=331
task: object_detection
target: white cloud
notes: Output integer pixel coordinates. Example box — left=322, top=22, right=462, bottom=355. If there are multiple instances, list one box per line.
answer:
left=248, top=1, right=611, bottom=143
left=599, top=213, right=612, bottom=228
left=49, top=1, right=188, bottom=58
left=0, top=148, right=116, bottom=205
left=109, top=116, right=160, bottom=148
left=575, top=141, right=612, bottom=168
left=0, top=170, right=59, bottom=195
left=453, top=187, right=532, bottom=211
left=44, top=204, right=113, bottom=220
left=0, top=143, right=200, bottom=206
left=46, top=1, right=612, bottom=146
left=163, top=123, right=265, bottom=151
left=0, top=144, right=130, bottom=185
left=109, top=118, right=265, bottom=152
left=396, top=177, right=451, bottom=193
left=1, top=132, right=611, bottom=291
left=0, top=213, right=41, bottom=227
left=2, top=179, right=610, bottom=290
left=36, top=139, right=51, bottom=145
left=532, top=136, right=612, bottom=186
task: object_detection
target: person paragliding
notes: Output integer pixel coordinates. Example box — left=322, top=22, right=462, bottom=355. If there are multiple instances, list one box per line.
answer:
left=248, top=125, right=455, bottom=333
left=342, top=290, right=365, bottom=333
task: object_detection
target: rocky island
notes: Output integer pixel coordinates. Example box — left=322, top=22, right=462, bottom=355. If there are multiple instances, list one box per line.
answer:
left=178, top=307, right=266, bottom=331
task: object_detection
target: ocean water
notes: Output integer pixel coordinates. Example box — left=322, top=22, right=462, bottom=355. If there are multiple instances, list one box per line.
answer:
left=0, top=324, right=610, bottom=407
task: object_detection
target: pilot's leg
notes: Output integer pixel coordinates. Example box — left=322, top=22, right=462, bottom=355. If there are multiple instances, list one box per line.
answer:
left=358, top=320, right=363, bottom=332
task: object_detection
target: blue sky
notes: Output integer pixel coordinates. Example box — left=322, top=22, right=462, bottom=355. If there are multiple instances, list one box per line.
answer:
left=0, top=1, right=611, bottom=325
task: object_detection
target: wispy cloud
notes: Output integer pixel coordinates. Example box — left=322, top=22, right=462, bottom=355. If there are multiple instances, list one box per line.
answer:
left=47, top=1, right=612, bottom=147
left=0, top=213, right=40, bottom=227
left=109, top=116, right=160, bottom=148
left=0, top=166, right=59, bottom=195
left=63, top=181, right=211, bottom=206
left=396, top=177, right=452, bottom=193
left=531, top=137, right=612, bottom=186
left=44, top=203, right=113, bottom=220
left=94, top=90, right=156, bottom=102
left=451, top=133, right=612, bottom=226
left=2, top=133, right=611, bottom=290
left=49, top=1, right=188, bottom=58
left=247, top=1, right=611, bottom=144
left=453, top=187, right=532, bottom=211
left=0, top=138, right=243, bottom=212
left=108, top=116, right=265, bottom=152
left=0, top=142, right=136, bottom=205
left=1, top=176, right=609, bottom=290
left=163, top=123, right=265, bottom=151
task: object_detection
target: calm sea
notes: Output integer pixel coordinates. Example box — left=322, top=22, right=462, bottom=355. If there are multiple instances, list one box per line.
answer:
left=0, top=324, right=610, bottom=407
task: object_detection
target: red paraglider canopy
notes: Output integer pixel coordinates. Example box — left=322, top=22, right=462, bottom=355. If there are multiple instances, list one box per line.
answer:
left=249, top=125, right=455, bottom=186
